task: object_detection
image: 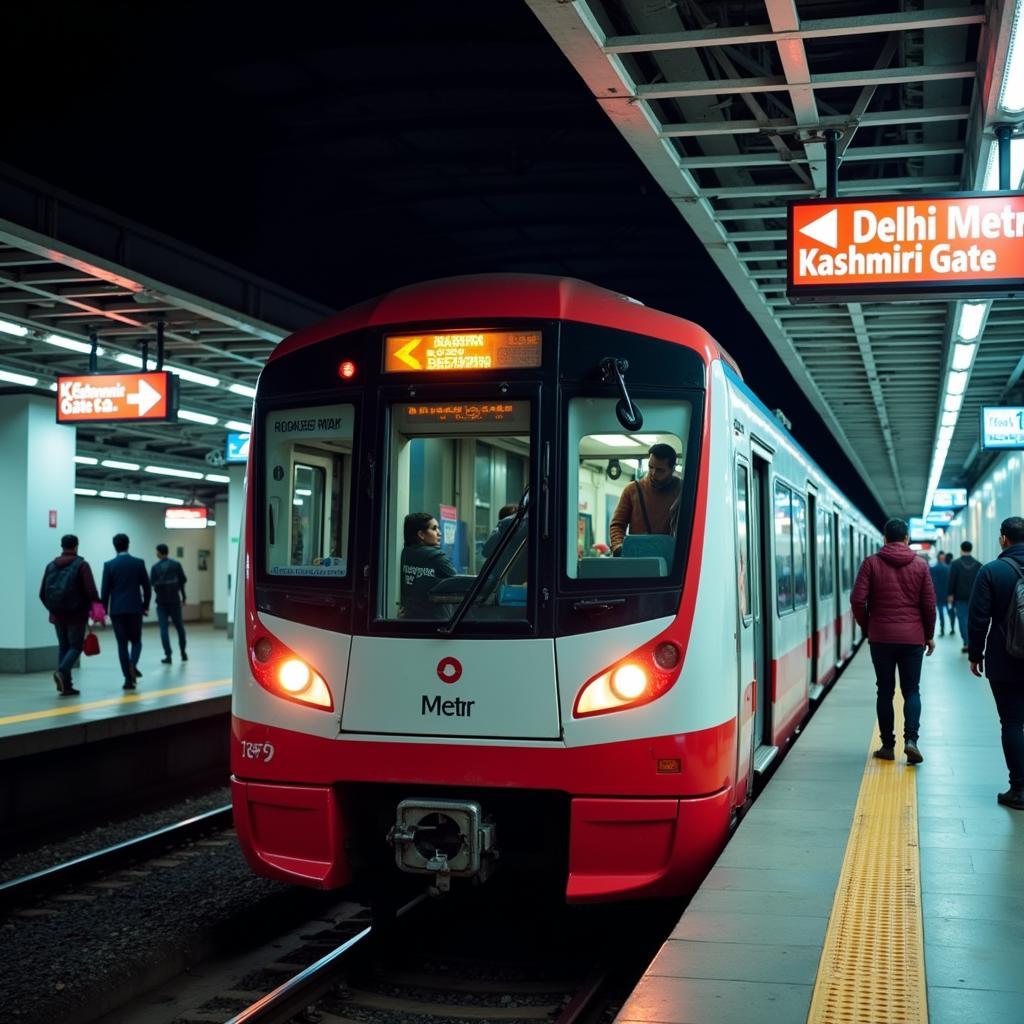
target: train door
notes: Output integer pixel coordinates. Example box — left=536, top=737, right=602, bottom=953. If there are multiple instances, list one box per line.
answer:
left=807, top=489, right=822, bottom=699
left=750, top=451, right=776, bottom=775
left=734, top=455, right=755, bottom=803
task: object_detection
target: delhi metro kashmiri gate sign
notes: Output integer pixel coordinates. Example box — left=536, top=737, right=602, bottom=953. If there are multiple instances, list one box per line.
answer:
left=787, top=193, right=1024, bottom=302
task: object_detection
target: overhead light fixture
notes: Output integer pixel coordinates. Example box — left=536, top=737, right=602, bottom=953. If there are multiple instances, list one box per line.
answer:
left=178, top=409, right=219, bottom=425
left=167, top=365, right=220, bottom=388
left=102, top=459, right=140, bottom=471
left=946, top=371, right=969, bottom=395
left=982, top=137, right=1024, bottom=190
left=0, top=319, right=29, bottom=337
left=126, top=493, right=141, bottom=501
left=956, top=302, right=989, bottom=341
left=74, top=487, right=98, bottom=497
left=941, top=410, right=958, bottom=427
left=951, top=343, right=976, bottom=371
left=223, top=419, right=251, bottom=432
left=944, top=393, right=963, bottom=413
left=204, top=473, right=231, bottom=483
left=143, top=464, right=205, bottom=480
left=938, top=426, right=955, bottom=443
left=74, top=455, right=99, bottom=465
left=590, top=434, right=639, bottom=448
left=43, top=333, right=104, bottom=356
left=100, top=490, right=126, bottom=500
left=140, top=494, right=185, bottom=505
left=115, top=353, right=145, bottom=368
left=0, top=368, right=39, bottom=386
left=227, top=383, right=257, bottom=398
left=999, top=3, right=1024, bottom=113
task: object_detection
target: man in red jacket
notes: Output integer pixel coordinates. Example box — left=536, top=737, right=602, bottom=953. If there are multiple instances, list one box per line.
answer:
left=851, top=518, right=936, bottom=764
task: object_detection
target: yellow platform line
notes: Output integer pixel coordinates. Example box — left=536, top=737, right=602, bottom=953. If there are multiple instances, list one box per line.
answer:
left=807, top=701, right=927, bottom=1024
left=0, top=678, right=231, bottom=726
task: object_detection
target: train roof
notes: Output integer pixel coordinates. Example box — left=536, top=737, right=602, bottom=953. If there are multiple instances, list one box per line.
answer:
left=269, top=274, right=736, bottom=371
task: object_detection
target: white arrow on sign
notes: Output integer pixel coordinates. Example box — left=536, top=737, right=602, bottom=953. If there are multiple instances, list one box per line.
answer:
left=799, top=207, right=838, bottom=248
left=126, top=378, right=162, bottom=417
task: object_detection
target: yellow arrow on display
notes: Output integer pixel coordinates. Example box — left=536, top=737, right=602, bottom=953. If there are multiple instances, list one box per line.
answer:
left=394, top=338, right=422, bottom=369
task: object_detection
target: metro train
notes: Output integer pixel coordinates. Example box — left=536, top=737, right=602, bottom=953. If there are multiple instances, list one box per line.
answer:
left=230, top=274, right=879, bottom=903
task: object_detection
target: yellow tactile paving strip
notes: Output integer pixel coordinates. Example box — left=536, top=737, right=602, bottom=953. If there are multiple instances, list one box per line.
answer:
left=807, top=702, right=927, bottom=1024
left=0, top=679, right=231, bottom=726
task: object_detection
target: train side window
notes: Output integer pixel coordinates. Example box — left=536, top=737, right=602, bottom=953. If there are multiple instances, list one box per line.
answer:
left=736, top=462, right=751, bottom=620
left=817, top=509, right=833, bottom=598
left=792, top=491, right=807, bottom=608
left=263, top=403, right=354, bottom=579
left=774, top=479, right=794, bottom=613
left=566, top=397, right=690, bottom=580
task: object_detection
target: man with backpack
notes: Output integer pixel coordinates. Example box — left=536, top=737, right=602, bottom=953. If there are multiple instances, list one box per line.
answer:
left=967, top=516, right=1024, bottom=810
left=948, top=540, right=982, bottom=652
left=150, top=543, right=188, bottom=664
left=39, top=534, right=103, bottom=696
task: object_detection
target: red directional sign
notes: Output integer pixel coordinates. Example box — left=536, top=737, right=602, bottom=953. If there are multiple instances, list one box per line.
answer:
left=56, top=371, right=178, bottom=424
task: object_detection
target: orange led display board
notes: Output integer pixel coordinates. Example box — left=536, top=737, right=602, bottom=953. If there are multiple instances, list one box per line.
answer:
left=56, top=371, right=177, bottom=423
left=788, top=193, right=1024, bottom=302
left=383, top=329, right=542, bottom=372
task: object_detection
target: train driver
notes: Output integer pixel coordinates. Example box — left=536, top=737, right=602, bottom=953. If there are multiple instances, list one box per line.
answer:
left=399, top=512, right=456, bottom=619
left=609, top=443, right=681, bottom=556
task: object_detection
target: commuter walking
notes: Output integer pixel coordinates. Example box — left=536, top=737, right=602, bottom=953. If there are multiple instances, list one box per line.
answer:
left=949, top=541, right=982, bottom=651
left=966, top=517, right=1024, bottom=810
left=151, top=543, right=188, bottom=664
left=39, top=534, right=104, bottom=696
left=929, top=554, right=951, bottom=636
left=101, top=533, right=151, bottom=690
left=851, top=518, right=936, bottom=764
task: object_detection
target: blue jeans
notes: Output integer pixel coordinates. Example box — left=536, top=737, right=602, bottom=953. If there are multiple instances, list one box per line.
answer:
left=953, top=600, right=969, bottom=643
left=869, top=642, right=924, bottom=747
left=990, top=678, right=1024, bottom=790
left=157, top=603, right=187, bottom=656
left=55, top=621, right=86, bottom=681
left=111, top=613, right=142, bottom=681
left=936, top=602, right=949, bottom=633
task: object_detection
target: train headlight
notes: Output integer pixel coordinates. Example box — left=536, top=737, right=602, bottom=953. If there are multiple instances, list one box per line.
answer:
left=573, top=631, right=684, bottom=718
left=610, top=664, right=647, bottom=701
left=278, top=658, right=312, bottom=693
left=248, top=635, right=334, bottom=711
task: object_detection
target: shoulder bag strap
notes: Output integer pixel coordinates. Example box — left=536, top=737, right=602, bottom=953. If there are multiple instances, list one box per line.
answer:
left=634, top=481, right=653, bottom=534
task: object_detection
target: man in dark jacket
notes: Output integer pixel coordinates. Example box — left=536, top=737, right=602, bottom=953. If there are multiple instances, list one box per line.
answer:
left=851, top=517, right=936, bottom=764
left=967, top=516, right=1024, bottom=810
left=948, top=541, right=982, bottom=652
left=151, top=543, right=188, bottom=664
left=39, top=534, right=103, bottom=696
left=929, top=555, right=951, bottom=636
left=101, top=533, right=151, bottom=690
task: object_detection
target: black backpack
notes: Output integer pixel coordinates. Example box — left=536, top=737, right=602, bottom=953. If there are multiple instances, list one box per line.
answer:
left=1005, top=559, right=1024, bottom=659
left=43, top=557, right=83, bottom=612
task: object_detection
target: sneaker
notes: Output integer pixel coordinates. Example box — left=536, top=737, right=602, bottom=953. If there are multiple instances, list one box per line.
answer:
left=997, top=789, right=1024, bottom=810
left=180, top=650, right=188, bottom=662
left=123, top=679, right=136, bottom=690
left=160, top=656, right=172, bottom=664
left=132, top=665, right=142, bottom=678
left=59, top=686, right=80, bottom=697
left=905, top=741, right=924, bottom=765
left=873, top=746, right=895, bottom=760
left=53, top=670, right=66, bottom=693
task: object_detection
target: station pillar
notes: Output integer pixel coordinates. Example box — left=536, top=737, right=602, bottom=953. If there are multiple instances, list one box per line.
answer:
left=0, top=393, right=76, bottom=671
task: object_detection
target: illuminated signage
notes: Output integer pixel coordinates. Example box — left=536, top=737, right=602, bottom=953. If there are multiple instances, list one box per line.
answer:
left=165, top=507, right=209, bottom=529
left=908, top=517, right=940, bottom=541
left=226, top=431, right=250, bottom=463
left=396, top=400, right=530, bottom=434
left=981, top=406, right=1024, bottom=449
left=56, top=371, right=177, bottom=424
left=384, top=330, right=542, bottom=373
left=926, top=510, right=954, bottom=524
left=932, top=488, right=967, bottom=509
left=788, top=193, right=1024, bottom=301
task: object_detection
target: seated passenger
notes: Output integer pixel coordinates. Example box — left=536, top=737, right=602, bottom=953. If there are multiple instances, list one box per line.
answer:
left=482, top=503, right=527, bottom=585
left=609, top=443, right=681, bottom=556
left=399, top=512, right=456, bottom=619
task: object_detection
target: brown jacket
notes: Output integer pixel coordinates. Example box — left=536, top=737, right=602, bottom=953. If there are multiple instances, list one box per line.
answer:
left=609, top=476, right=680, bottom=552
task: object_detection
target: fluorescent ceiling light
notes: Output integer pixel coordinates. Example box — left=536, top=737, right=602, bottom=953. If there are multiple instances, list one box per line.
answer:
left=115, top=353, right=145, bottom=368
left=295, top=488, right=312, bottom=496
left=74, top=487, right=97, bottom=497
left=982, top=137, right=1024, bottom=190
left=630, top=434, right=659, bottom=444
left=223, top=419, right=251, bottom=432
left=946, top=371, right=969, bottom=395
left=999, top=6, right=1024, bottom=112
left=941, top=410, right=958, bottom=428
left=139, top=494, right=185, bottom=505
left=0, top=319, right=29, bottom=337
left=0, top=368, right=39, bottom=386
left=126, top=493, right=141, bottom=501
left=43, top=333, right=104, bottom=355
left=590, top=434, right=639, bottom=448
left=74, top=455, right=98, bottom=465
left=951, top=343, right=976, bottom=371
left=227, top=383, right=257, bottom=398
left=49, top=382, right=58, bottom=391
left=102, top=459, right=140, bottom=471
left=204, top=473, right=231, bottom=483
left=99, top=490, right=126, bottom=499
left=944, top=393, right=963, bottom=413
left=293, top=498, right=304, bottom=506
left=168, top=365, right=219, bottom=388
left=143, top=464, right=204, bottom=480
left=179, top=409, right=219, bottom=425
left=956, top=301, right=988, bottom=341
left=938, top=425, right=955, bottom=443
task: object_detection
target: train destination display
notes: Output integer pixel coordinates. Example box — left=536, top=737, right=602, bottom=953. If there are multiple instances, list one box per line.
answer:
left=788, top=194, right=1024, bottom=301
left=384, top=330, right=542, bottom=372
left=56, top=371, right=177, bottom=423
left=980, top=406, right=1024, bottom=449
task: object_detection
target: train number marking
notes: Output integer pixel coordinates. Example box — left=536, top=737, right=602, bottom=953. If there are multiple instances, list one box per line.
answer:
left=242, top=740, right=275, bottom=763
left=421, top=695, right=475, bottom=717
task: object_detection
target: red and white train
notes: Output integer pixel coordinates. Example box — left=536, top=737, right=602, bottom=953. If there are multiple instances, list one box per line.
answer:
left=231, top=275, right=878, bottom=903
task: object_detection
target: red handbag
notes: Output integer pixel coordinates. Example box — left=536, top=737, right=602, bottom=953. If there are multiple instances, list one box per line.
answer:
left=83, top=629, right=100, bottom=656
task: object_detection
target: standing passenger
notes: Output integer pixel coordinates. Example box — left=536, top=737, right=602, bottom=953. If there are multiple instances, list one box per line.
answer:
left=949, top=541, right=982, bottom=652
left=851, top=518, right=936, bottom=764
left=608, top=444, right=681, bottom=555
left=966, top=517, right=1024, bottom=810
left=929, top=554, right=951, bottom=636
left=101, top=533, right=151, bottom=690
left=151, top=543, right=188, bottom=664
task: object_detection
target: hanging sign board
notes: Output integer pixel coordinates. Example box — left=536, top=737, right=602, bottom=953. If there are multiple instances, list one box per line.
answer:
left=908, top=516, right=940, bottom=541
left=787, top=193, right=1024, bottom=302
left=165, top=507, right=209, bottom=529
left=980, top=406, right=1024, bottom=449
left=56, top=371, right=178, bottom=423
left=931, top=488, right=967, bottom=510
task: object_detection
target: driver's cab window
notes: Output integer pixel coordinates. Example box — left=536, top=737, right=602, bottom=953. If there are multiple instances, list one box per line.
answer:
left=381, top=400, right=532, bottom=621
left=567, top=398, right=690, bottom=580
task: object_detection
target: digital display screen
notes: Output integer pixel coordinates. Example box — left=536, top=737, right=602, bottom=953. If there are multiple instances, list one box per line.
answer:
left=931, top=487, right=967, bottom=509
left=384, top=330, right=542, bottom=372
left=981, top=407, right=1024, bottom=449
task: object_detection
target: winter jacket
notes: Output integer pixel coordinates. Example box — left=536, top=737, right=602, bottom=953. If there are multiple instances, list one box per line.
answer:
left=851, top=543, right=936, bottom=645
left=151, top=557, right=187, bottom=606
left=39, top=553, right=100, bottom=626
left=400, top=544, right=456, bottom=619
left=609, top=475, right=681, bottom=553
left=967, top=543, right=1024, bottom=682
left=948, top=554, right=982, bottom=603
left=928, top=560, right=950, bottom=602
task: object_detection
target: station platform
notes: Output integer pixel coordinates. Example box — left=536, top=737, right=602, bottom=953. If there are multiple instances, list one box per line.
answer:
left=0, top=622, right=232, bottom=760
left=619, top=636, right=1024, bottom=1024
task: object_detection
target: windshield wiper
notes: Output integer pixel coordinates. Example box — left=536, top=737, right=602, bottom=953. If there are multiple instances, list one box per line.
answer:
left=437, top=489, right=529, bottom=636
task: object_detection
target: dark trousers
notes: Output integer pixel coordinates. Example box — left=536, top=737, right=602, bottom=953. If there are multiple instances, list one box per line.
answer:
left=954, top=600, right=969, bottom=643
left=936, top=602, right=949, bottom=633
left=157, top=603, right=187, bottom=656
left=55, top=621, right=86, bottom=681
left=110, top=613, right=143, bottom=681
left=989, top=678, right=1024, bottom=790
left=869, top=642, right=924, bottom=747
